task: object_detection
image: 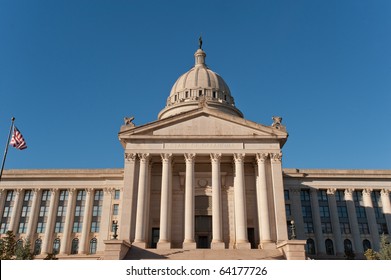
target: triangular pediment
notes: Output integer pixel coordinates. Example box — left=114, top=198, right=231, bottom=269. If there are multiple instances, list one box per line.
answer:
left=119, top=108, right=287, bottom=144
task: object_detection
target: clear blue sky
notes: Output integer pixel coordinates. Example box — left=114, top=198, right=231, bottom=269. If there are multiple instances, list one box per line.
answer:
left=0, top=0, right=390, bottom=170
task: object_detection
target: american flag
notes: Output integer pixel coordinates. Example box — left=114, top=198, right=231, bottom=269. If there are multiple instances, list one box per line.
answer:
left=10, top=126, right=27, bottom=150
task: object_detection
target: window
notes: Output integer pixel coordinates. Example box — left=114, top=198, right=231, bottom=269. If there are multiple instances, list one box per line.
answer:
left=300, top=190, right=310, bottom=201
left=306, top=239, right=316, bottom=255
left=302, top=206, right=312, bottom=218
left=57, top=206, right=66, bottom=217
left=76, top=190, right=86, bottom=201
left=318, top=190, right=328, bottom=201
left=6, top=190, right=14, bottom=201
left=34, top=239, right=42, bottom=255
left=24, top=190, right=32, bottom=201
left=21, top=206, right=30, bottom=217
left=71, top=238, right=79, bottom=254
left=322, top=222, right=332, bottom=233
left=93, top=205, right=101, bottom=217
left=89, top=238, right=97, bottom=254
left=344, top=239, right=353, bottom=255
left=335, top=190, right=345, bottom=201
left=355, top=206, right=366, bottom=218
left=59, top=190, right=68, bottom=201
left=18, top=222, right=27, bottom=233
left=41, top=190, right=50, bottom=201
left=75, top=205, right=82, bottom=216
left=54, top=222, right=63, bottom=233
left=337, top=206, right=348, bottom=218
left=199, top=90, right=202, bottom=96
left=304, top=222, right=314, bottom=233
left=114, top=190, right=120, bottom=200
left=91, top=221, right=99, bottom=233
left=73, top=221, right=82, bottom=233
left=285, top=204, right=291, bottom=217
left=212, top=91, right=216, bottom=98
left=53, top=238, right=61, bottom=255
left=378, top=223, right=388, bottom=234
left=359, top=223, right=370, bottom=234
left=362, top=239, right=371, bottom=251
left=325, top=239, right=334, bottom=255
left=284, top=190, right=290, bottom=200
left=113, top=204, right=119, bottom=215
left=319, top=206, right=330, bottom=218
left=340, top=222, right=351, bottom=234
left=94, top=190, right=103, bottom=201
left=36, top=222, right=46, bottom=233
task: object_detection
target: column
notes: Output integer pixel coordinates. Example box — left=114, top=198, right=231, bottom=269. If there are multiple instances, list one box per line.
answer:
left=41, top=189, right=58, bottom=255
left=79, top=189, right=93, bottom=254
left=344, top=189, right=362, bottom=254
left=183, top=153, right=196, bottom=249
left=327, top=188, right=344, bottom=255
left=157, top=153, right=172, bottom=249
left=290, top=188, right=305, bottom=240
left=9, top=189, right=23, bottom=233
left=362, top=189, right=380, bottom=251
left=60, top=188, right=76, bottom=255
left=134, top=153, right=150, bottom=248
left=97, top=188, right=113, bottom=252
left=270, top=152, right=289, bottom=242
left=310, top=189, right=326, bottom=255
left=233, top=153, right=250, bottom=249
left=380, top=189, right=391, bottom=235
left=26, top=189, right=41, bottom=240
left=211, top=153, right=224, bottom=249
left=119, top=153, right=138, bottom=242
left=255, top=153, right=272, bottom=248
left=0, top=189, right=6, bottom=220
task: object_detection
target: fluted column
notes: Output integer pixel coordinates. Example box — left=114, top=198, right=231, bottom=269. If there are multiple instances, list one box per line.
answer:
left=60, top=188, right=76, bottom=255
left=134, top=153, right=150, bottom=247
left=79, top=189, right=93, bottom=254
left=233, top=153, right=250, bottom=249
left=362, top=189, right=380, bottom=251
left=119, top=153, right=138, bottom=242
left=380, top=189, right=391, bottom=235
left=344, top=189, right=362, bottom=254
left=270, top=152, right=288, bottom=241
left=327, top=188, right=344, bottom=255
left=211, top=153, right=224, bottom=249
left=41, top=189, right=58, bottom=255
left=9, top=189, right=23, bottom=233
left=157, top=153, right=172, bottom=249
left=255, top=153, right=272, bottom=247
left=26, top=189, right=41, bottom=240
left=183, top=153, right=196, bottom=249
left=310, top=189, right=326, bottom=254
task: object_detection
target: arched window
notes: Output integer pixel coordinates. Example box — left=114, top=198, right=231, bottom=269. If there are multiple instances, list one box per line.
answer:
left=34, top=239, right=42, bottom=255
left=325, top=239, right=334, bottom=255
left=71, top=238, right=79, bottom=255
left=89, top=238, right=97, bottom=254
left=363, top=239, right=371, bottom=251
left=53, top=238, right=61, bottom=255
left=306, top=238, right=316, bottom=255
left=344, top=239, right=353, bottom=253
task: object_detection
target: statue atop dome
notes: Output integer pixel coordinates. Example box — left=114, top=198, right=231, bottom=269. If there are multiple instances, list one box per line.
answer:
left=198, top=35, right=203, bottom=50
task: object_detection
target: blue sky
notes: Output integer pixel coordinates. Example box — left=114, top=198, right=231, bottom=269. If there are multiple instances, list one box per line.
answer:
left=0, top=0, right=390, bottom=170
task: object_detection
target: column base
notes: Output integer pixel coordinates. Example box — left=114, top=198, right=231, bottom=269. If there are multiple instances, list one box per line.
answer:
left=236, top=242, right=251, bottom=249
left=259, top=241, right=276, bottom=250
left=157, top=241, right=171, bottom=250
left=183, top=241, right=197, bottom=250
left=132, top=241, right=147, bottom=249
left=211, top=241, right=225, bottom=250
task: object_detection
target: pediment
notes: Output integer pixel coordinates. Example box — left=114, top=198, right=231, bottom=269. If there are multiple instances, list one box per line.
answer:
left=119, top=108, right=287, bottom=141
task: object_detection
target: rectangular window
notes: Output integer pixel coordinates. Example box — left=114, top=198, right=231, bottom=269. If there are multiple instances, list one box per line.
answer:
left=73, top=221, right=81, bottom=233
left=321, top=222, right=333, bottom=233
left=94, top=190, right=103, bottom=201
left=302, top=206, right=312, bottom=218
left=284, top=190, right=290, bottom=200
left=114, top=190, right=120, bottom=200
left=91, top=221, right=99, bottom=233
left=356, top=206, right=366, bottom=218
left=6, top=191, right=14, bottom=202
left=337, top=206, right=348, bottom=218
left=0, top=223, right=8, bottom=233
left=113, top=204, right=119, bottom=215
left=54, top=222, right=63, bottom=233
left=340, top=222, right=351, bottom=234
left=319, top=206, right=330, bottom=218
left=59, top=190, right=68, bottom=201
left=57, top=205, right=66, bottom=217
left=300, top=190, right=310, bottom=201
left=359, top=223, right=370, bottom=234
left=335, top=190, right=345, bottom=201
left=318, top=190, right=328, bottom=201
left=18, top=222, right=27, bottom=233
left=304, top=222, right=314, bottom=233
left=75, top=205, right=82, bottom=216
left=92, top=205, right=101, bottom=217
left=41, top=190, right=50, bottom=201
left=285, top=204, right=291, bottom=217
left=36, top=222, right=46, bottom=233
left=21, top=206, right=30, bottom=217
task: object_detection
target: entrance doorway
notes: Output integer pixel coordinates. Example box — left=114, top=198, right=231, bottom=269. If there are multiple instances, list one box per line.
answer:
left=195, top=215, right=212, bottom=249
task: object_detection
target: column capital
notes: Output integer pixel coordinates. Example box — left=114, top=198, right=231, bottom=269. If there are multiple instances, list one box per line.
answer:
left=210, top=153, right=222, bottom=163
left=362, top=188, right=372, bottom=197
left=256, top=153, right=269, bottom=163
left=381, top=189, right=390, bottom=197
left=15, top=189, right=23, bottom=195
left=125, top=153, right=137, bottom=162
left=327, top=188, right=337, bottom=195
left=233, top=153, right=245, bottom=163
left=184, top=153, right=196, bottom=162
left=85, top=188, right=93, bottom=195
left=104, top=187, right=115, bottom=195
left=344, top=188, right=354, bottom=197
left=270, top=152, right=282, bottom=163
left=160, top=153, right=173, bottom=163
left=289, top=188, right=301, bottom=196
left=138, top=153, right=150, bottom=162
left=68, top=188, right=77, bottom=195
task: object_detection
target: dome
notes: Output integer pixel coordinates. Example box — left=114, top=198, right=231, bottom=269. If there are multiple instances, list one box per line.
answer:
left=158, top=48, right=243, bottom=119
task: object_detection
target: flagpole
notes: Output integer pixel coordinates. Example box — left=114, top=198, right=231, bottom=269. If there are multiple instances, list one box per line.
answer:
left=0, top=117, right=15, bottom=182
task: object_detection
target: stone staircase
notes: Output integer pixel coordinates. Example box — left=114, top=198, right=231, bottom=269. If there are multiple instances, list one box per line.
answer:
left=124, top=247, right=285, bottom=260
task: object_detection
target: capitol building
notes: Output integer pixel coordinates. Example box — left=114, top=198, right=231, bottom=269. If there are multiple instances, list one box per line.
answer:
left=1, top=45, right=390, bottom=260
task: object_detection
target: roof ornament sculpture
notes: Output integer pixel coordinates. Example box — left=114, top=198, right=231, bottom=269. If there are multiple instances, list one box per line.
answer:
left=198, top=35, right=203, bottom=50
